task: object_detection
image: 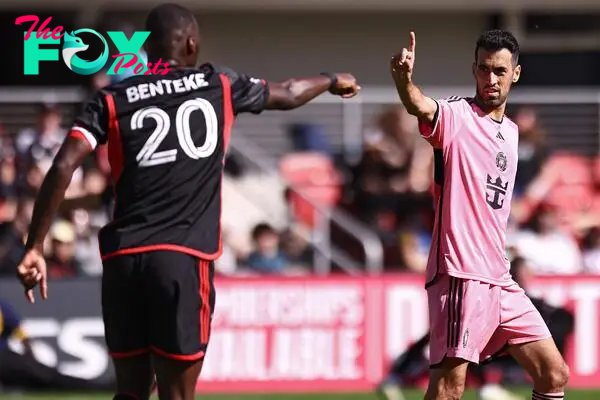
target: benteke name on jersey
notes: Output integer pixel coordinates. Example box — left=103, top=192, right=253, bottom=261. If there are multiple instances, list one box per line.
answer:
left=125, top=73, right=209, bottom=103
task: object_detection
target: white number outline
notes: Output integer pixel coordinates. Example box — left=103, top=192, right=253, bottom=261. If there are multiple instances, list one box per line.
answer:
left=132, top=98, right=219, bottom=167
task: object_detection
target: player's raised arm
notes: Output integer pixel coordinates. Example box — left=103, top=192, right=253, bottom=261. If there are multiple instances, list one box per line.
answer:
left=265, top=73, right=359, bottom=110
left=390, top=32, right=437, bottom=124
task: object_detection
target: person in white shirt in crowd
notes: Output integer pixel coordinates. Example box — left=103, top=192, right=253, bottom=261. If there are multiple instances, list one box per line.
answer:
left=511, top=203, right=582, bottom=275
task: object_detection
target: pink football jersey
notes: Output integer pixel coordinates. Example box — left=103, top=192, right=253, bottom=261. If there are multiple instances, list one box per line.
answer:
left=419, top=97, right=518, bottom=287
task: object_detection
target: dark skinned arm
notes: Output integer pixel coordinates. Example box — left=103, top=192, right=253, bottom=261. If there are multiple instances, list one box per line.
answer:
left=265, top=74, right=358, bottom=110
left=25, top=137, right=93, bottom=252
left=226, top=69, right=359, bottom=115
left=60, top=193, right=103, bottom=212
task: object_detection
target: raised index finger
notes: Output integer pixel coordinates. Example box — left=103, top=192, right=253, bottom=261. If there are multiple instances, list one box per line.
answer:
left=408, top=31, right=416, bottom=52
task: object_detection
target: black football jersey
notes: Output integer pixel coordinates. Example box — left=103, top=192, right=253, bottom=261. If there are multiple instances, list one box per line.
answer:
left=72, top=63, right=269, bottom=260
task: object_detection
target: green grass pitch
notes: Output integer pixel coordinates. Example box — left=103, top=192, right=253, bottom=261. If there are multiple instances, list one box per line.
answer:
left=0, top=390, right=598, bottom=399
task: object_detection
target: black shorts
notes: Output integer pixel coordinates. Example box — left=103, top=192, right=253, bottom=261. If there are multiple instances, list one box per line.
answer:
left=101, top=250, right=216, bottom=361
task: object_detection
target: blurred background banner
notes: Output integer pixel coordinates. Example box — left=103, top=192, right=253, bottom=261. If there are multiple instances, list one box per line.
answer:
left=1, top=275, right=599, bottom=392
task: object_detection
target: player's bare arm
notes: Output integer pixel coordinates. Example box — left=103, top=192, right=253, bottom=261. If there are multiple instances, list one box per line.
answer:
left=265, top=73, right=359, bottom=110
left=390, top=32, right=437, bottom=125
left=16, top=137, right=92, bottom=303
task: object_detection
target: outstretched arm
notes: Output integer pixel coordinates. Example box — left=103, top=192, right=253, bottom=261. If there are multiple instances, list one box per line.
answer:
left=265, top=73, right=358, bottom=110
left=390, top=32, right=437, bottom=124
left=221, top=68, right=359, bottom=115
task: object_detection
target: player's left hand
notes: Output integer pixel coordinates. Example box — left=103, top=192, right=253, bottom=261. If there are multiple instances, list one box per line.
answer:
left=329, top=73, right=360, bottom=98
left=16, top=249, right=48, bottom=304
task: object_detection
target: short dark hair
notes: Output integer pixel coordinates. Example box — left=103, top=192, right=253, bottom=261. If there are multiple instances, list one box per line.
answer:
left=475, top=29, right=520, bottom=66
left=145, top=3, right=197, bottom=54
left=252, top=223, right=277, bottom=241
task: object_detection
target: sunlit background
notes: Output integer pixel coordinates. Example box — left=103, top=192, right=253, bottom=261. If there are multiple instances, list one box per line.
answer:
left=0, top=0, right=599, bottom=398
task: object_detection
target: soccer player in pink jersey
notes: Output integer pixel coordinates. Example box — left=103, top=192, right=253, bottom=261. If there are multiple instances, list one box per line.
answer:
left=390, top=30, right=570, bottom=400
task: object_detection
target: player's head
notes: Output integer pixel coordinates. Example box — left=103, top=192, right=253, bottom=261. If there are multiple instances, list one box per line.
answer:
left=472, top=30, right=521, bottom=109
left=145, top=3, right=200, bottom=67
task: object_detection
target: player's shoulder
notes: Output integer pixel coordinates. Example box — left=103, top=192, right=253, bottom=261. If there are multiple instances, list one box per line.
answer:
left=211, top=64, right=263, bottom=85
left=440, top=95, right=466, bottom=103
left=436, top=96, right=470, bottom=114
left=210, top=64, right=246, bottom=82
left=211, top=63, right=234, bottom=75
left=437, top=95, right=469, bottom=108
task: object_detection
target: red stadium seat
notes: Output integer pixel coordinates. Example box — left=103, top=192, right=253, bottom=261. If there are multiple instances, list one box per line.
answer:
left=279, top=152, right=342, bottom=227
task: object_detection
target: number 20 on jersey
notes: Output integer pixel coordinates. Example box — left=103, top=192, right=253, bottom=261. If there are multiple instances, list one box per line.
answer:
left=134, top=99, right=220, bottom=167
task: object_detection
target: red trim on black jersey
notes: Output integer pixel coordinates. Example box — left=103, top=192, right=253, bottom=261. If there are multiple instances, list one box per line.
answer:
left=219, top=73, right=234, bottom=152
left=199, top=259, right=211, bottom=345
left=150, top=346, right=205, bottom=361
left=109, top=348, right=149, bottom=359
left=101, top=244, right=221, bottom=262
left=105, top=94, right=124, bottom=184
left=68, top=129, right=94, bottom=151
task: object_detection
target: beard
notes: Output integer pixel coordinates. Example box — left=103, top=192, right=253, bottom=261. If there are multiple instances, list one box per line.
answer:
left=477, top=88, right=509, bottom=109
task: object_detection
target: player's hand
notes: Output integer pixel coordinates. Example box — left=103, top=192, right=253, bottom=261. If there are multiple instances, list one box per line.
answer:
left=329, top=73, right=360, bottom=98
left=16, top=249, right=48, bottom=304
left=390, top=31, right=416, bottom=83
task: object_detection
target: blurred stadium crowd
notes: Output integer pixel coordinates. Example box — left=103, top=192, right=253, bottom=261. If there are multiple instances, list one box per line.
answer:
left=1, top=64, right=599, bottom=279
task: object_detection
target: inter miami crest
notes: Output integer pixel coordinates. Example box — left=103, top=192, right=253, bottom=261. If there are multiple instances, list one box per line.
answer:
left=486, top=174, right=508, bottom=210
left=496, top=152, right=507, bottom=172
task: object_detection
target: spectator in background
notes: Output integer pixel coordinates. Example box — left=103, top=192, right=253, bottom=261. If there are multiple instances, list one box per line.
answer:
left=15, top=104, right=66, bottom=160
left=513, top=107, right=550, bottom=197
left=15, top=106, right=84, bottom=199
left=245, top=223, right=289, bottom=274
left=353, top=106, right=432, bottom=225
left=511, top=204, right=582, bottom=275
left=280, top=225, right=313, bottom=270
left=45, top=220, right=81, bottom=278
left=72, top=209, right=106, bottom=277
left=0, top=146, right=17, bottom=201
left=397, top=209, right=432, bottom=273
left=22, top=162, right=45, bottom=197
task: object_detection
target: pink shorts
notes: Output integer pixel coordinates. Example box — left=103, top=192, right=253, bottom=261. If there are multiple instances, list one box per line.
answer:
left=427, top=274, right=551, bottom=366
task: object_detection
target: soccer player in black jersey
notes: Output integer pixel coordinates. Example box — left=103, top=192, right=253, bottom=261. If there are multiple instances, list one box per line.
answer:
left=16, top=3, right=359, bottom=400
